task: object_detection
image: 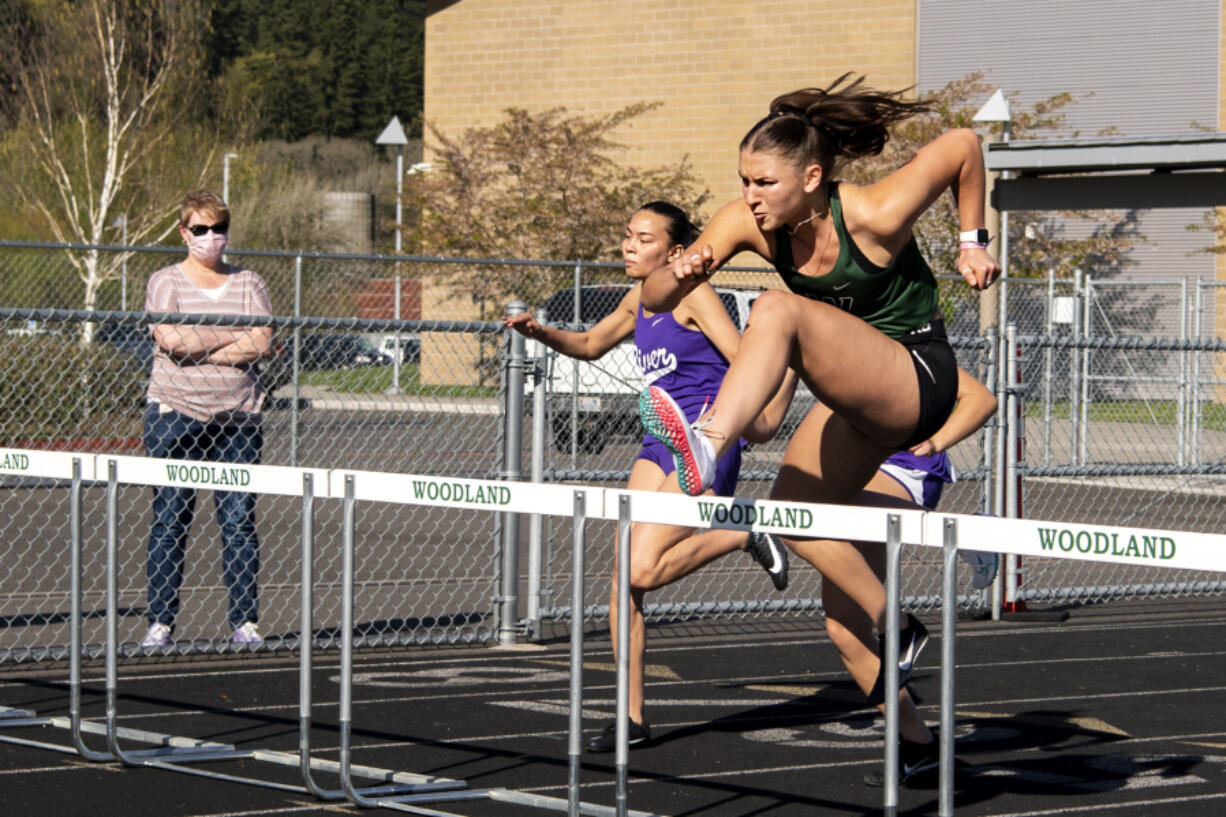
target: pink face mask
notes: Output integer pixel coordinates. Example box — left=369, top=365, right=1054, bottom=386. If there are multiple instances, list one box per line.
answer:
left=187, top=231, right=227, bottom=264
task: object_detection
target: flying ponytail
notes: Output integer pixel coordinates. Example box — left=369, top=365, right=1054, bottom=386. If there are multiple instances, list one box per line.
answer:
left=741, top=73, right=932, bottom=178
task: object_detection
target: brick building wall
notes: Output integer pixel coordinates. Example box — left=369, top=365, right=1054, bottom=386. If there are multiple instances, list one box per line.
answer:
left=423, top=0, right=918, bottom=214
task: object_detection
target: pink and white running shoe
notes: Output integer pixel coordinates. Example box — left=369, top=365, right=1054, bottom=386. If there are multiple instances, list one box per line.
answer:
left=639, top=385, right=716, bottom=496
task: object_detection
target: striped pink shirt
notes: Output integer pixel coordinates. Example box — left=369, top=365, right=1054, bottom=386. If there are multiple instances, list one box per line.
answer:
left=145, top=263, right=272, bottom=422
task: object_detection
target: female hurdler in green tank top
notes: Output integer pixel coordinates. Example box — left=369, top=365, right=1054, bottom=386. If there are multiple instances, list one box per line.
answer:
left=637, top=74, right=1001, bottom=776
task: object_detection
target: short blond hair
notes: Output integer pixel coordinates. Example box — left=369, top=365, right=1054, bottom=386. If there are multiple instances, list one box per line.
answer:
left=179, top=190, right=229, bottom=226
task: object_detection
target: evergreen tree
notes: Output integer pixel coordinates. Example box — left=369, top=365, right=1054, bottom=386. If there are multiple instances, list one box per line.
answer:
left=208, top=0, right=424, bottom=141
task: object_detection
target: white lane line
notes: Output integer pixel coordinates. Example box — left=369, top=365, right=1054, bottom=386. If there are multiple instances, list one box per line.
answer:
left=976, top=790, right=1226, bottom=817
left=0, top=762, right=122, bottom=776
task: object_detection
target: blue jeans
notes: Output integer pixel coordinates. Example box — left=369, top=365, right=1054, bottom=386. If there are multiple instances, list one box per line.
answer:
left=143, top=404, right=263, bottom=629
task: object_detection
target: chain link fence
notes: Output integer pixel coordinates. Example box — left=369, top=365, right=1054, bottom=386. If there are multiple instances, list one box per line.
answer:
left=1, top=240, right=1224, bottom=665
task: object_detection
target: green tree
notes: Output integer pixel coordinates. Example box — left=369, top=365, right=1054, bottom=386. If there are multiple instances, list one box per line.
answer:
left=0, top=0, right=248, bottom=318
left=843, top=73, right=1144, bottom=318
left=401, top=103, right=711, bottom=314
left=1189, top=208, right=1225, bottom=257
left=208, top=0, right=424, bottom=141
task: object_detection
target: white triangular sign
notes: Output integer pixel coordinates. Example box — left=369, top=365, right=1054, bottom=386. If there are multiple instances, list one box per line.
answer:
left=376, top=116, right=408, bottom=145
left=973, top=89, right=1011, bottom=123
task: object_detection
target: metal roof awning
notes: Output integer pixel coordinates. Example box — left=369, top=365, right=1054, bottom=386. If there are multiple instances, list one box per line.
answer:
left=984, top=133, right=1226, bottom=211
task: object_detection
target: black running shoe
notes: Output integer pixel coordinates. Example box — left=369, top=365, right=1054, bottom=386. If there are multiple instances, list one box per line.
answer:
left=863, top=735, right=940, bottom=787
left=585, top=718, right=652, bottom=753
left=866, top=613, right=930, bottom=705
left=745, top=532, right=789, bottom=590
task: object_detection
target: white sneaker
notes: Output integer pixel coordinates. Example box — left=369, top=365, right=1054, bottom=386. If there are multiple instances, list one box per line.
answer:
left=140, top=622, right=172, bottom=647
left=639, top=385, right=716, bottom=496
left=960, top=550, right=999, bottom=589
left=232, top=621, right=262, bottom=644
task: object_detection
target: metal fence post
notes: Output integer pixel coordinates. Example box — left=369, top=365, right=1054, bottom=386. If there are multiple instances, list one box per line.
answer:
left=992, top=323, right=1007, bottom=519
left=568, top=264, right=583, bottom=464
left=500, top=300, right=528, bottom=645
left=290, top=254, right=303, bottom=466
left=386, top=274, right=403, bottom=395
left=1177, top=277, right=1188, bottom=467
left=1043, top=268, right=1055, bottom=467
left=981, top=325, right=998, bottom=517
left=1070, top=268, right=1083, bottom=468
left=1005, top=324, right=1021, bottom=522
left=1192, top=278, right=1204, bottom=465
left=1003, top=324, right=1024, bottom=612
left=526, top=308, right=549, bottom=639
left=1079, top=275, right=1092, bottom=466
left=980, top=327, right=1003, bottom=620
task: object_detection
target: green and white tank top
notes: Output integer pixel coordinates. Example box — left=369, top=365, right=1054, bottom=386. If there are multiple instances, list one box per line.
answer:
left=772, top=184, right=939, bottom=340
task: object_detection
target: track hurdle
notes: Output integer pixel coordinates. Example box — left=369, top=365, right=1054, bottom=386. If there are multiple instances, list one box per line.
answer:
left=607, top=488, right=925, bottom=815
left=0, top=450, right=467, bottom=799
left=921, top=510, right=1226, bottom=816
left=99, top=453, right=469, bottom=797
left=327, top=468, right=659, bottom=817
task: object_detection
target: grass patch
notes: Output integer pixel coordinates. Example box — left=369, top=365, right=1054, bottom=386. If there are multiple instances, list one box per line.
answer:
left=298, top=365, right=497, bottom=398
left=1027, top=400, right=1226, bottom=431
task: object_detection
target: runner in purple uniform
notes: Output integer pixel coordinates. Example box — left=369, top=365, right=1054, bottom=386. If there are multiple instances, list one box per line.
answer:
left=502, top=202, right=796, bottom=752
left=869, top=365, right=998, bottom=590
left=876, top=449, right=998, bottom=589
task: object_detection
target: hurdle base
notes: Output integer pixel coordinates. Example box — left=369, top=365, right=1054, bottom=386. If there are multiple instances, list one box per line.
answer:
left=1002, top=608, right=1070, bottom=622
left=959, top=607, right=1071, bottom=622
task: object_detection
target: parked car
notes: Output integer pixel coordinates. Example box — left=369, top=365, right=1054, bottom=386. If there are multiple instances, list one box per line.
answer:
left=95, top=319, right=154, bottom=371
left=283, top=332, right=394, bottom=370
left=364, top=332, right=422, bottom=364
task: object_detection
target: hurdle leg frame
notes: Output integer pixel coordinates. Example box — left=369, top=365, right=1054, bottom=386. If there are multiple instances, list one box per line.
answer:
left=69, top=456, right=114, bottom=760
left=615, top=494, right=632, bottom=817
left=939, top=517, right=958, bottom=816
left=882, top=513, right=902, bottom=817
left=104, top=460, right=263, bottom=774
left=568, top=491, right=587, bottom=817
left=0, top=458, right=108, bottom=758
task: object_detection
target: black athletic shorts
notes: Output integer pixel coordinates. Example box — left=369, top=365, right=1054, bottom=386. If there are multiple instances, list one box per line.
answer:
left=897, top=318, right=958, bottom=449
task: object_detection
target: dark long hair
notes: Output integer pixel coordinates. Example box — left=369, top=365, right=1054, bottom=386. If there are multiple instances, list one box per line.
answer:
left=739, top=73, right=932, bottom=181
left=637, top=201, right=700, bottom=248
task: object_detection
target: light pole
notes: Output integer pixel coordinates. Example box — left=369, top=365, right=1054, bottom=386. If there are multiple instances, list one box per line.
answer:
left=973, top=89, right=1012, bottom=332
left=111, top=214, right=128, bottom=310
left=375, top=116, right=409, bottom=253
left=973, top=89, right=1015, bottom=619
left=376, top=117, right=411, bottom=394
left=222, top=152, right=239, bottom=205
